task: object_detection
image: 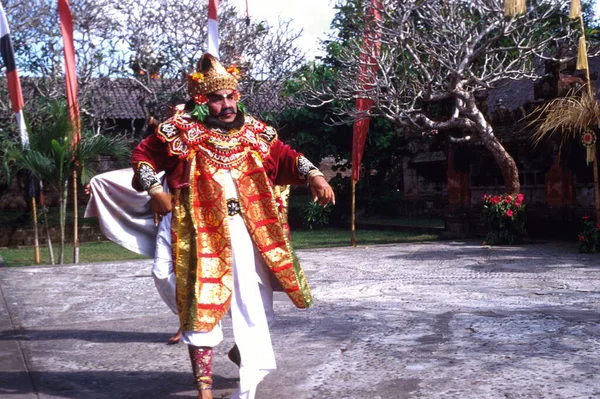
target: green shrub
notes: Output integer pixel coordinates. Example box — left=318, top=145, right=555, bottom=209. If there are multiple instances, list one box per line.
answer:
left=578, top=217, right=600, bottom=253
left=301, top=201, right=332, bottom=230
left=481, top=193, right=526, bottom=245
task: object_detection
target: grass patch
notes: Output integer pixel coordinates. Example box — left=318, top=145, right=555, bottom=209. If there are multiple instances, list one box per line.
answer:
left=0, top=241, right=148, bottom=267
left=0, top=228, right=438, bottom=267
left=291, top=228, right=438, bottom=249
left=355, top=216, right=444, bottom=228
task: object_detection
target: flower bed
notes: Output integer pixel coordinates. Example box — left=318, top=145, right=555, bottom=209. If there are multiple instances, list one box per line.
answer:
left=481, top=193, right=526, bottom=245
left=578, top=216, right=600, bottom=253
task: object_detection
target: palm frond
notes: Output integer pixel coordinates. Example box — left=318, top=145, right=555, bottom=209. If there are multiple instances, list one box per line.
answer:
left=29, top=100, right=74, bottom=154
left=529, top=88, right=600, bottom=148
left=75, top=132, right=131, bottom=185
left=16, top=150, right=56, bottom=185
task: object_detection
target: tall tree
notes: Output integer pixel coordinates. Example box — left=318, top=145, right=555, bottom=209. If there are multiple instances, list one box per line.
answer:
left=301, top=0, right=582, bottom=194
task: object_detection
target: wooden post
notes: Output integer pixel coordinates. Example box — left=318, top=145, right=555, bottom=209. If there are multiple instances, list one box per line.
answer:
left=31, top=197, right=40, bottom=264
left=351, top=179, right=356, bottom=246
left=73, top=170, right=79, bottom=264
left=578, top=15, right=600, bottom=223
left=594, top=145, right=600, bottom=222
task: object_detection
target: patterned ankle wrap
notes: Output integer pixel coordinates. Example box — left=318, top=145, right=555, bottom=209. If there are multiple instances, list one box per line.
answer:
left=188, top=346, right=213, bottom=390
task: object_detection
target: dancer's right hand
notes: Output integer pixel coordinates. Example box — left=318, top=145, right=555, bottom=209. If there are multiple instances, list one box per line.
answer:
left=151, top=191, right=172, bottom=226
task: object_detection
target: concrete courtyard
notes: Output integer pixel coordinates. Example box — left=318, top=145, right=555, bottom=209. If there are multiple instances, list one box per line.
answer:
left=1, top=240, right=600, bottom=398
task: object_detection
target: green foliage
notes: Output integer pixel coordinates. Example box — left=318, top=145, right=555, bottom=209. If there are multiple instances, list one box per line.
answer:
left=300, top=201, right=332, bottom=230
left=577, top=217, right=600, bottom=253
left=481, top=193, right=527, bottom=245
left=367, top=188, right=403, bottom=217
left=7, top=99, right=131, bottom=264
left=0, top=129, right=20, bottom=185
left=191, top=103, right=210, bottom=121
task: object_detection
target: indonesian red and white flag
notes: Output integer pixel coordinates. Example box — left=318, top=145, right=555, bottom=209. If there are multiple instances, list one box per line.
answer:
left=0, top=4, right=29, bottom=149
left=208, top=0, right=220, bottom=58
left=58, top=0, right=81, bottom=144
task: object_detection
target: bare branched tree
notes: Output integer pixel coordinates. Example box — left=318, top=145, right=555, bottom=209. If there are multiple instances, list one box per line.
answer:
left=1, top=0, right=306, bottom=130
left=4, top=0, right=125, bottom=128
left=301, top=0, right=580, bottom=194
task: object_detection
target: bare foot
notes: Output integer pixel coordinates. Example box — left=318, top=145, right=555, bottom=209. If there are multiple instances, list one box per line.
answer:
left=167, top=326, right=182, bottom=345
left=198, top=390, right=213, bottom=399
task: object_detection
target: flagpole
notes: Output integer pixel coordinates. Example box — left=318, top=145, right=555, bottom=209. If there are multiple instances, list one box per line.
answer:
left=351, top=179, right=356, bottom=246
left=73, top=170, right=79, bottom=263
left=575, top=7, right=600, bottom=222
left=0, top=5, right=38, bottom=262
left=58, top=0, right=80, bottom=263
left=32, top=196, right=40, bottom=263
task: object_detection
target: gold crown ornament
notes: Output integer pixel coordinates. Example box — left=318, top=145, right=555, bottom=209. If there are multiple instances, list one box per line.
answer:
left=187, top=53, right=239, bottom=101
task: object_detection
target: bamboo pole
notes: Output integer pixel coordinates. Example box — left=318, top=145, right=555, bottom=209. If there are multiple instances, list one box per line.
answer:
left=73, top=170, right=79, bottom=264
left=577, top=15, right=600, bottom=222
left=351, top=179, right=356, bottom=246
left=31, top=197, right=40, bottom=264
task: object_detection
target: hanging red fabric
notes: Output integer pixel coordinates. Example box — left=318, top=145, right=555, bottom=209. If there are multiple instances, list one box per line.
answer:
left=351, top=0, right=381, bottom=182
left=58, top=0, right=80, bottom=145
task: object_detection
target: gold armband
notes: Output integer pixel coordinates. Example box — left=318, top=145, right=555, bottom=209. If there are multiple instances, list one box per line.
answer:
left=148, top=183, right=164, bottom=196
left=307, top=169, right=325, bottom=183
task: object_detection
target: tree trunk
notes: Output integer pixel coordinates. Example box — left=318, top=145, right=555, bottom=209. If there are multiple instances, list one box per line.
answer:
left=39, top=182, right=55, bottom=266
left=59, top=180, right=68, bottom=264
left=480, top=130, right=520, bottom=195
left=465, top=96, right=521, bottom=195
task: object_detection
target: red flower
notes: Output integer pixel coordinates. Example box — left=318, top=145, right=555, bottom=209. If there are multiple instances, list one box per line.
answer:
left=490, top=196, right=501, bottom=204
left=514, top=201, right=522, bottom=207
left=506, top=210, right=514, bottom=217
left=504, top=196, right=512, bottom=203
left=579, top=235, right=586, bottom=242
left=582, top=215, right=591, bottom=220
left=193, top=94, right=208, bottom=105
left=517, top=193, right=524, bottom=202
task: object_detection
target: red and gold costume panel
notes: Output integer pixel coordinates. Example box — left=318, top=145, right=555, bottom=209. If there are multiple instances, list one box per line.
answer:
left=131, top=113, right=313, bottom=331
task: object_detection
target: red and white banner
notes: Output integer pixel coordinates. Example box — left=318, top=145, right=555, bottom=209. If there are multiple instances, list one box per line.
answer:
left=207, top=0, right=220, bottom=58
left=351, top=0, right=381, bottom=182
left=0, top=4, right=29, bottom=149
left=58, top=0, right=80, bottom=144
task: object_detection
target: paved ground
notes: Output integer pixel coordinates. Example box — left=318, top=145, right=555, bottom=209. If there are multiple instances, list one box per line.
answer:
left=1, top=240, right=600, bottom=399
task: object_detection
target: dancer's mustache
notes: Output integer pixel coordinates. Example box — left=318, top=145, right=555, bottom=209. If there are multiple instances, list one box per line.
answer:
left=219, top=108, right=235, bottom=117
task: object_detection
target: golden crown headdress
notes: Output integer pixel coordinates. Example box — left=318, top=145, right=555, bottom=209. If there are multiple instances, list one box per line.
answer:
left=187, top=53, right=239, bottom=98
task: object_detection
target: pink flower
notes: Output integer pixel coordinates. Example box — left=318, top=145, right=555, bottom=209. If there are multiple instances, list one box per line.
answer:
left=514, top=201, right=522, bottom=207
left=490, top=196, right=501, bottom=204
left=517, top=193, right=524, bottom=202
left=506, top=210, right=514, bottom=217
left=504, top=196, right=512, bottom=204
left=482, top=194, right=488, bottom=201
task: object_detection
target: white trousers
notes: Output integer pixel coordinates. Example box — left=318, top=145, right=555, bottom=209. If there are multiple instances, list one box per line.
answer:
left=152, top=171, right=277, bottom=399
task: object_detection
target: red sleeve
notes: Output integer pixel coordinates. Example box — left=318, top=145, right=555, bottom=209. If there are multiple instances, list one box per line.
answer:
left=264, top=139, right=307, bottom=186
left=130, top=134, right=180, bottom=191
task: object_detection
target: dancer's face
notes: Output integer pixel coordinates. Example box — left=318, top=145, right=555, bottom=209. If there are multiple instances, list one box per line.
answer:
left=207, top=90, right=238, bottom=123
